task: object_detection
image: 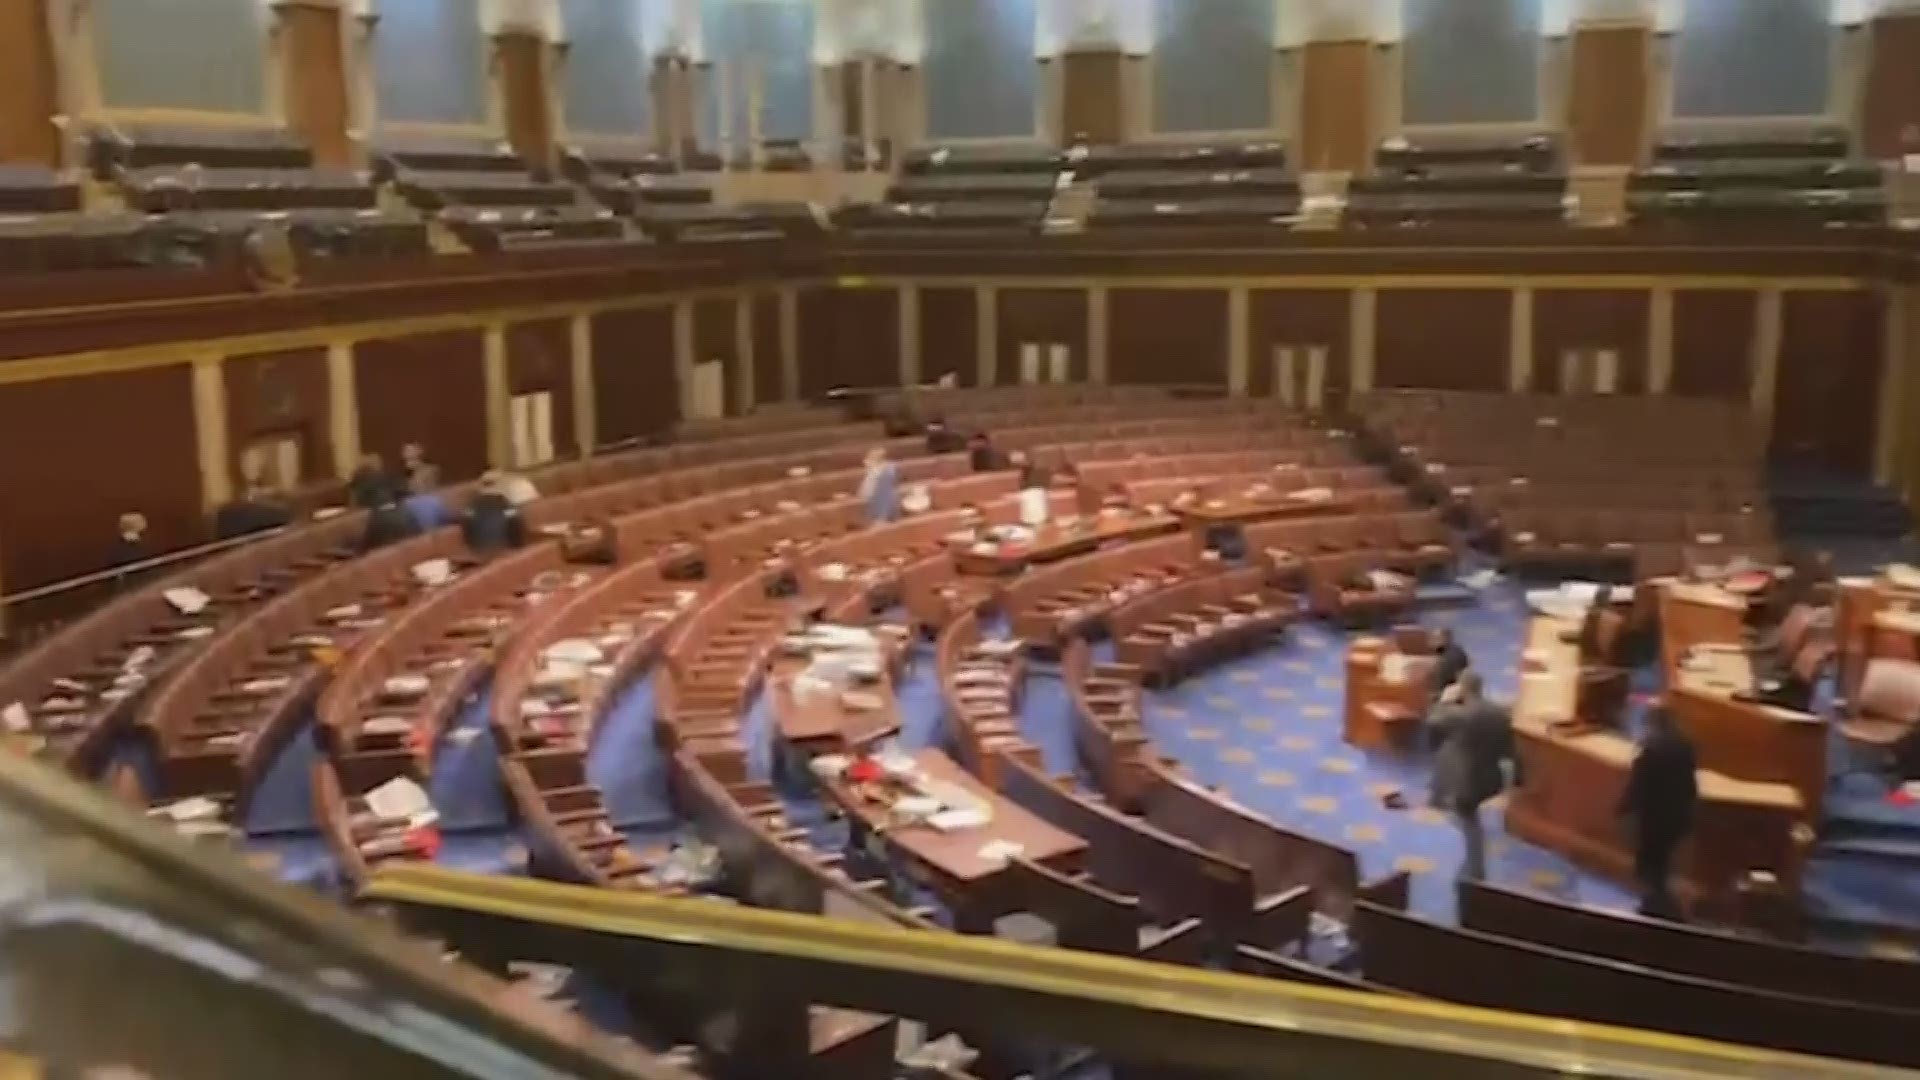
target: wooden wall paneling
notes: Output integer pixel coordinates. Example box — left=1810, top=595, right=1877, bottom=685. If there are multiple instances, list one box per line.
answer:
left=354, top=330, right=489, bottom=482
left=1061, top=50, right=1125, bottom=144
left=507, top=318, right=575, bottom=460
left=1373, top=290, right=1512, bottom=391
left=1298, top=41, right=1374, bottom=173
left=1108, top=288, right=1228, bottom=386
left=1567, top=24, right=1651, bottom=166
left=752, top=293, right=784, bottom=404
left=279, top=1, right=352, bottom=167
left=1247, top=289, right=1351, bottom=405
left=997, top=288, right=1090, bottom=385
left=498, top=31, right=554, bottom=168
left=223, top=347, right=331, bottom=489
left=1669, top=290, right=1757, bottom=399
left=796, top=286, right=900, bottom=399
left=0, top=366, right=202, bottom=589
left=694, top=298, right=741, bottom=413
left=919, top=287, right=978, bottom=387
left=589, top=306, right=677, bottom=445
left=1863, top=14, right=1920, bottom=159
left=0, top=0, right=59, bottom=166
left=1772, top=290, right=1885, bottom=476
left=1532, top=289, right=1652, bottom=394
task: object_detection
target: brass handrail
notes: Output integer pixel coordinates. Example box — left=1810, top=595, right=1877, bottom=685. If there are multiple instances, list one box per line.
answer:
left=365, top=865, right=1903, bottom=1080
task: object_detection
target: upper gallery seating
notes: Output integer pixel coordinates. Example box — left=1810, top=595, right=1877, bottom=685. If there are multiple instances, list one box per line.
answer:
left=1358, top=390, right=1775, bottom=577
left=90, top=124, right=428, bottom=262
left=370, top=133, right=626, bottom=253
left=1347, top=134, right=1567, bottom=227
left=838, top=143, right=1063, bottom=234
left=1084, top=141, right=1299, bottom=230
left=1629, top=126, right=1885, bottom=227
left=561, top=145, right=708, bottom=216
left=0, top=164, right=159, bottom=275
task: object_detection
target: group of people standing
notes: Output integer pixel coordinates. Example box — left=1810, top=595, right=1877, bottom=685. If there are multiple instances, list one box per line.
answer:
left=1423, top=617, right=1700, bottom=920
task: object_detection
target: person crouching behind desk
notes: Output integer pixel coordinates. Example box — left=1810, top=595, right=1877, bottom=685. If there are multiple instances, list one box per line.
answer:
left=1620, top=706, right=1699, bottom=920
left=1427, top=671, right=1513, bottom=881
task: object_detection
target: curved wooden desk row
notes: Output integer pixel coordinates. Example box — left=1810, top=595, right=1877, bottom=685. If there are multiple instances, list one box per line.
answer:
left=993, top=408, right=1310, bottom=455
left=1023, top=421, right=1343, bottom=471
left=1002, top=530, right=1211, bottom=649
left=1079, top=449, right=1369, bottom=494
left=937, top=395, right=1283, bottom=436
left=1837, top=575, right=1920, bottom=697
left=0, top=417, right=889, bottom=778
left=1504, top=613, right=1807, bottom=916
left=145, top=528, right=472, bottom=816
left=312, top=544, right=591, bottom=888
left=143, top=439, right=947, bottom=829
left=1109, top=564, right=1299, bottom=685
left=1355, top=895, right=1920, bottom=1071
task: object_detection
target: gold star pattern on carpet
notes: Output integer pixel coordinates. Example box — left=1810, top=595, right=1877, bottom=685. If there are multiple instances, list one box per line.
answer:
left=1257, top=770, right=1295, bottom=787
left=1527, top=869, right=1566, bottom=890
left=1297, top=796, right=1337, bottom=814
left=1228, top=671, right=1258, bottom=683
left=1279, top=735, right=1314, bottom=751
left=1220, top=747, right=1255, bottom=764
left=1320, top=757, right=1359, bottom=774
left=1366, top=781, right=1400, bottom=798
left=1261, top=687, right=1295, bottom=700
left=1410, top=807, right=1447, bottom=826
left=1204, top=694, right=1234, bottom=709
left=1186, top=726, right=1222, bottom=741
left=1314, top=676, right=1341, bottom=691
left=1394, top=855, right=1437, bottom=875
left=1300, top=704, right=1333, bottom=718
left=1344, top=824, right=1384, bottom=843
left=1239, top=717, right=1274, bottom=732
left=1283, top=660, right=1312, bottom=673
left=1159, top=706, right=1188, bottom=719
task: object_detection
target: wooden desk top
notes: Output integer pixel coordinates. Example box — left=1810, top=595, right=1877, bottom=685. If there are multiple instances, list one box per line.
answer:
left=947, top=511, right=1178, bottom=573
left=769, top=650, right=903, bottom=750
left=1657, top=581, right=1749, bottom=685
left=1514, top=616, right=1798, bottom=809
left=829, top=748, right=1086, bottom=884
left=1174, top=492, right=1350, bottom=527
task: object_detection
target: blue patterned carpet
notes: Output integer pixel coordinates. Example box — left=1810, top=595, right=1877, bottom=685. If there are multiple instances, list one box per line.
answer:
left=1128, top=581, right=1637, bottom=924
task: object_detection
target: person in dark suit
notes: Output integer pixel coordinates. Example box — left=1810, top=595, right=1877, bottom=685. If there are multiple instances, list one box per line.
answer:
left=1427, top=671, right=1513, bottom=881
left=360, top=494, right=421, bottom=552
left=1428, top=628, right=1470, bottom=699
left=347, top=452, right=399, bottom=508
left=923, top=416, right=965, bottom=455
left=107, top=512, right=150, bottom=588
left=1620, top=706, right=1699, bottom=919
left=214, top=482, right=292, bottom=540
left=462, top=471, right=526, bottom=555
left=967, top=432, right=998, bottom=473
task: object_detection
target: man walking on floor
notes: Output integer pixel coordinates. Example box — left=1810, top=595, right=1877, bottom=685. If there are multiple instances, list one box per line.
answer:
left=1428, top=671, right=1514, bottom=881
left=1620, top=706, right=1699, bottom=919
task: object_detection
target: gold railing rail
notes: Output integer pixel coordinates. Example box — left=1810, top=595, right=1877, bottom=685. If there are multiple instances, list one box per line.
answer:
left=366, top=865, right=1903, bottom=1080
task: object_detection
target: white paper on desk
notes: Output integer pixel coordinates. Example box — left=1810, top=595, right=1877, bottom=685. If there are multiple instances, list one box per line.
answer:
left=810, top=753, right=850, bottom=778
left=1380, top=654, right=1411, bottom=685
left=1018, top=487, right=1050, bottom=527
left=894, top=795, right=943, bottom=822
left=176, top=625, right=215, bottom=640
left=365, top=776, right=435, bottom=827
left=929, top=807, right=990, bottom=832
left=312, top=505, right=346, bottom=521
left=164, top=587, right=211, bottom=615
left=1561, top=581, right=1603, bottom=606
left=1, top=702, right=30, bottom=734
left=125, top=645, right=155, bottom=671
left=546, top=638, right=604, bottom=665
left=978, top=839, right=1025, bottom=864
left=382, top=673, right=429, bottom=699
left=1887, top=564, right=1920, bottom=591
left=325, top=603, right=363, bottom=622
left=362, top=715, right=412, bottom=736
left=411, top=558, right=453, bottom=587
left=154, top=795, right=223, bottom=823
left=243, top=675, right=292, bottom=694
